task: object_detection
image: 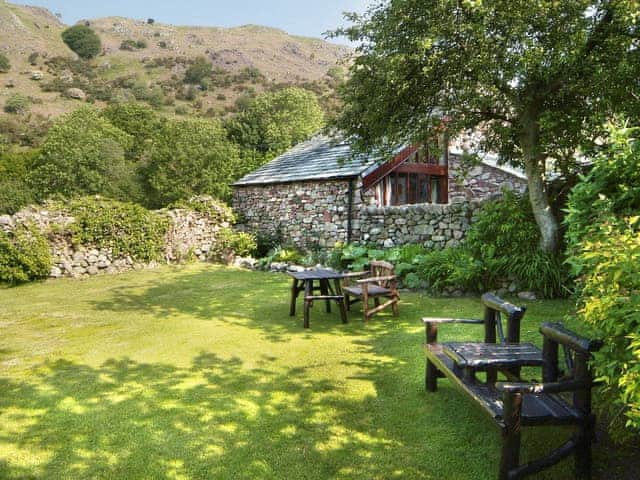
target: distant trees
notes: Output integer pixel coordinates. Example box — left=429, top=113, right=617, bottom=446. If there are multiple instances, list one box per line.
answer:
left=0, top=53, right=11, bottom=73
left=28, top=107, right=138, bottom=201
left=143, top=118, right=241, bottom=207
left=61, top=25, right=101, bottom=59
left=227, top=87, right=324, bottom=159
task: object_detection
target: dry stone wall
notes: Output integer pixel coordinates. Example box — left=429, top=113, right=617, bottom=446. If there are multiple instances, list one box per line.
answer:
left=0, top=201, right=233, bottom=279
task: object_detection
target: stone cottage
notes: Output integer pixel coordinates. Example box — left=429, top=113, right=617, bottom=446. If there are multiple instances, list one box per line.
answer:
left=232, top=135, right=527, bottom=251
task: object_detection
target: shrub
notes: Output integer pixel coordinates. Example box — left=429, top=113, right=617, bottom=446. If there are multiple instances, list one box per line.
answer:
left=119, top=39, right=138, bottom=51
left=4, top=94, right=30, bottom=114
left=0, top=149, right=38, bottom=214
left=184, top=56, right=212, bottom=85
left=0, top=225, right=52, bottom=284
left=208, top=228, right=257, bottom=262
left=147, top=18, right=155, bottom=25
left=0, top=53, right=10, bottom=73
left=61, top=25, right=101, bottom=59
left=28, top=52, right=39, bottom=66
left=170, top=196, right=235, bottom=224
left=66, top=197, right=168, bottom=262
left=565, top=122, right=640, bottom=437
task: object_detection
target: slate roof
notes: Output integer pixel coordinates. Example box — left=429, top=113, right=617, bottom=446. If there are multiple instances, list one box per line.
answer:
left=233, top=134, right=527, bottom=187
left=233, top=135, right=394, bottom=186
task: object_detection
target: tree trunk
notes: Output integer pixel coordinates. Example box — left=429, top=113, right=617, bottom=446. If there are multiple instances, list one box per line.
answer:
left=520, top=114, right=560, bottom=255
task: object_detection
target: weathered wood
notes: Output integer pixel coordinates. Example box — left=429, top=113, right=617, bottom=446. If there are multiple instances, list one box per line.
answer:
left=288, top=269, right=349, bottom=328
left=342, top=261, right=399, bottom=322
left=422, top=297, right=602, bottom=480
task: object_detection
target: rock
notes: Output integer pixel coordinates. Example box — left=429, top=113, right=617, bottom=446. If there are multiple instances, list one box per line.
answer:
left=30, top=71, right=43, bottom=80
left=5, top=79, right=15, bottom=88
left=287, top=265, right=305, bottom=273
left=0, top=215, right=13, bottom=226
left=517, top=291, right=537, bottom=301
left=50, top=266, right=62, bottom=278
left=66, top=88, right=86, bottom=100
left=383, top=238, right=395, bottom=248
left=87, top=265, right=99, bottom=275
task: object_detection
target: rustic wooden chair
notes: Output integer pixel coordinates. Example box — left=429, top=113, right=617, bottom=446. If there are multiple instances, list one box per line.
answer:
left=342, top=260, right=400, bottom=322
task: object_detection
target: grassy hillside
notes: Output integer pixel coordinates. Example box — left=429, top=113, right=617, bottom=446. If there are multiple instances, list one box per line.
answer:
left=0, top=1, right=350, bottom=118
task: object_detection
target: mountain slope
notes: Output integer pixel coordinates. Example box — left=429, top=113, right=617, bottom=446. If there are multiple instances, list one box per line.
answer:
left=0, top=1, right=350, bottom=118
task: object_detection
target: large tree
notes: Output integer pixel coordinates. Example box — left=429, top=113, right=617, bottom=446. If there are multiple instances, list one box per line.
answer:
left=334, top=0, right=639, bottom=253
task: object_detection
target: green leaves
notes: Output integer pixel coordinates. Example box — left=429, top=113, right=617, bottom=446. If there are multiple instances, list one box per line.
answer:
left=0, top=225, right=51, bottom=284
left=61, top=25, right=101, bottom=60
left=566, top=122, right=640, bottom=437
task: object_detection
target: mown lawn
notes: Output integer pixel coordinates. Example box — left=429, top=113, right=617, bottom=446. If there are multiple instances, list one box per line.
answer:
left=0, top=264, right=619, bottom=479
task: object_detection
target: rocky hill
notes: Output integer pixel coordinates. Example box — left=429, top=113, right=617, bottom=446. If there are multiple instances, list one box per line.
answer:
left=0, top=1, right=350, bottom=118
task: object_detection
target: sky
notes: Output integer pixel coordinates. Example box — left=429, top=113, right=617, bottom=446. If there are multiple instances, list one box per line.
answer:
left=23, top=0, right=370, bottom=44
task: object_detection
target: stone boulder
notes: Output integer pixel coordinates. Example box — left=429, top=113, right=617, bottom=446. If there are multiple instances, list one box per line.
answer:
left=30, top=71, right=43, bottom=80
left=66, top=88, right=86, bottom=100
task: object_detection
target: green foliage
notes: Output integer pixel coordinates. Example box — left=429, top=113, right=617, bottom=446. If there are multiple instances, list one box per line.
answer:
left=0, top=53, right=10, bottom=73
left=0, top=149, right=38, bottom=214
left=28, top=107, right=140, bottom=202
left=333, top=0, right=640, bottom=253
left=169, top=196, right=236, bottom=224
left=208, top=228, right=257, bottom=263
left=566, top=122, right=640, bottom=436
left=101, top=102, right=161, bottom=160
left=254, top=227, right=283, bottom=259
left=143, top=118, right=241, bottom=207
left=61, top=25, right=102, bottom=59
left=28, top=52, right=39, bottom=66
left=0, top=225, right=52, bottom=284
left=184, top=56, right=212, bottom=85
left=66, top=197, right=168, bottom=262
left=4, top=94, right=30, bottom=114
left=226, top=87, right=324, bottom=157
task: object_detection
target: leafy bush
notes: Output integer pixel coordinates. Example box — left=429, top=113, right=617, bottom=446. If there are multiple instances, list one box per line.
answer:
left=208, top=228, right=257, bottom=263
left=565, top=122, right=640, bottom=437
left=120, top=39, right=147, bottom=51
left=28, top=52, right=39, bottom=65
left=0, top=149, right=38, bottom=214
left=170, top=196, right=235, bottom=224
left=254, top=227, right=283, bottom=258
left=4, top=94, right=30, bottom=114
left=0, top=225, right=52, bottom=284
left=0, top=53, right=10, bottom=73
left=28, top=107, right=140, bottom=202
left=184, top=56, right=212, bottom=85
left=65, top=197, right=168, bottom=262
left=61, top=25, right=101, bottom=59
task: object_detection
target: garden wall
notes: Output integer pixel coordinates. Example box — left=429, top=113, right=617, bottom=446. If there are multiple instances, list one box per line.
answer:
left=0, top=199, right=233, bottom=279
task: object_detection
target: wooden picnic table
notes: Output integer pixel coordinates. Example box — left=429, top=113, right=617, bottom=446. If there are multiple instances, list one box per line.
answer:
left=288, top=269, right=348, bottom=328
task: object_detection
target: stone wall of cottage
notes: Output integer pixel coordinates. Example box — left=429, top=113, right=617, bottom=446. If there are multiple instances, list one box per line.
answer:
left=233, top=179, right=364, bottom=250
left=0, top=200, right=233, bottom=279
left=233, top=156, right=528, bottom=252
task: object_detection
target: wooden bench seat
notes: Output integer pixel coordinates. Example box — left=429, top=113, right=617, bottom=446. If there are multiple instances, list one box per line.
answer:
left=422, top=293, right=602, bottom=480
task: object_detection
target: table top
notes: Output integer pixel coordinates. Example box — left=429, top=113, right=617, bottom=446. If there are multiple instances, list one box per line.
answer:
left=287, top=268, right=346, bottom=280
left=443, top=342, right=544, bottom=369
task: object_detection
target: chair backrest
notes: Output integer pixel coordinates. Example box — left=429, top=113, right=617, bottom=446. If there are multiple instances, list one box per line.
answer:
left=369, top=260, right=394, bottom=288
left=480, top=293, right=527, bottom=344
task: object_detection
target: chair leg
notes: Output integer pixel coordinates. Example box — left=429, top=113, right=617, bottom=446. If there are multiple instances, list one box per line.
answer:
left=499, top=392, right=522, bottom=480
left=426, top=359, right=438, bottom=392
left=345, top=293, right=350, bottom=311
left=362, top=297, right=369, bottom=322
left=575, top=416, right=594, bottom=479
left=374, top=298, right=380, bottom=307
left=392, top=296, right=399, bottom=317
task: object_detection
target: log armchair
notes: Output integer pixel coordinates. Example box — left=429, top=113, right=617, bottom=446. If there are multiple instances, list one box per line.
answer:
left=342, top=260, right=399, bottom=322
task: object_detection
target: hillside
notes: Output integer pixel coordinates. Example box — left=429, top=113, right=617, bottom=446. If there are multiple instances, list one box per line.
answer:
left=0, top=1, right=350, bottom=118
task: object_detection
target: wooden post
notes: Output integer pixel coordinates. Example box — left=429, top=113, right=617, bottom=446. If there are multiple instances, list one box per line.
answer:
left=289, top=279, right=299, bottom=316
left=333, top=278, right=348, bottom=324
left=573, top=351, right=593, bottom=479
left=362, top=283, right=369, bottom=322
left=542, top=336, right=559, bottom=383
left=320, top=279, right=331, bottom=313
left=500, top=391, right=522, bottom=480
left=425, top=322, right=439, bottom=392
left=303, top=280, right=312, bottom=329
left=484, top=306, right=498, bottom=384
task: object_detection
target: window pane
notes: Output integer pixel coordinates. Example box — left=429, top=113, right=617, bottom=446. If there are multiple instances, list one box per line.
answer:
left=409, top=174, right=418, bottom=204
left=419, top=175, right=428, bottom=203
left=431, top=176, right=440, bottom=204
left=397, top=173, right=407, bottom=204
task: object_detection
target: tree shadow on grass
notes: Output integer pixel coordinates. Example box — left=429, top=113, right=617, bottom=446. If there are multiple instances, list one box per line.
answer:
left=0, top=350, right=444, bottom=480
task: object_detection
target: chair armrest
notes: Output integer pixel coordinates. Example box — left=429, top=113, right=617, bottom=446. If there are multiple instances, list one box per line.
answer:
left=422, top=317, right=484, bottom=325
left=423, top=317, right=484, bottom=343
left=357, top=275, right=396, bottom=283
left=496, top=380, right=591, bottom=395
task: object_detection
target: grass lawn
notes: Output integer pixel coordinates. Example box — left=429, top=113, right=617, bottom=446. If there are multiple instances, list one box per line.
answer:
left=0, top=264, right=625, bottom=479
